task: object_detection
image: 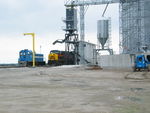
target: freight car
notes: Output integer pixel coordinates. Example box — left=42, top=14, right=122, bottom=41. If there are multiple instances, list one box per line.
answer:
left=18, top=49, right=45, bottom=66
left=48, top=50, right=75, bottom=65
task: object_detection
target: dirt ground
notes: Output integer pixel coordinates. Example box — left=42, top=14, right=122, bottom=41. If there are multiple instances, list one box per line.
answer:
left=0, top=65, right=150, bottom=113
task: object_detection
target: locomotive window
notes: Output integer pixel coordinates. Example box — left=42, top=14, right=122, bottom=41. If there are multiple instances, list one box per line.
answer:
left=147, top=55, right=150, bottom=62
left=138, top=57, right=142, bottom=61
left=27, top=52, right=32, bottom=55
left=50, top=50, right=60, bottom=54
left=20, top=52, right=25, bottom=56
left=20, top=53, right=23, bottom=56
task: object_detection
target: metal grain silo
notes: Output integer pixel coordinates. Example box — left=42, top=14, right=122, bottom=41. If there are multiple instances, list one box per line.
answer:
left=97, top=19, right=109, bottom=49
left=120, top=0, right=150, bottom=54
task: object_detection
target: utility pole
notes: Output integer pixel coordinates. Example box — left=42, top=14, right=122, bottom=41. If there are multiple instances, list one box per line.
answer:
left=23, top=33, right=35, bottom=67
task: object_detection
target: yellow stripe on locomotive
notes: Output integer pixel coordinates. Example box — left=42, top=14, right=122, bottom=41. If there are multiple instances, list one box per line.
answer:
left=48, top=50, right=60, bottom=65
left=48, top=53, right=58, bottom=61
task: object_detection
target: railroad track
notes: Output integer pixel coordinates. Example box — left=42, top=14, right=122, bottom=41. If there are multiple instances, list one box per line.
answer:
left=0, top=64, right=57, bottom=68
left=0, top=64, right=23, bottom=68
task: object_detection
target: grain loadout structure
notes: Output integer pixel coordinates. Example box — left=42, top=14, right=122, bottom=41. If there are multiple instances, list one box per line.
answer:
left=65, top=0, right=150, bottom=54
left=64, top=0, right=119, bottom=64
left=53, top=5, right=79, bottom=64
left=65, top=0, right=119, bottom=43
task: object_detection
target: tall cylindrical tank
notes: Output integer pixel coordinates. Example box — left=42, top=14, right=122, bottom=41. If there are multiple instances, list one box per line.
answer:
left=97, top=19, right=109, bottom=49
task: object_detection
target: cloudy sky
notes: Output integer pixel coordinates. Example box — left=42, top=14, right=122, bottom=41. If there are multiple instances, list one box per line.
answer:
left=0, top=0, right=119, bottom=63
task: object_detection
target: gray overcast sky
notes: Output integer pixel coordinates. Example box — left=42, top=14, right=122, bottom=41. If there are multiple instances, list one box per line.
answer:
left=0, top=0, right=119, bottom=63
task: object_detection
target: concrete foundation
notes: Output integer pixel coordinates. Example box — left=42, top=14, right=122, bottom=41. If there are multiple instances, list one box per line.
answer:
left=78, top=41, right=150, bottom=69
left=97, top=54, right=135, bottom=69
left=78, top=41, right=135, bottom=69
left=96, top=53, right=150, bottom=69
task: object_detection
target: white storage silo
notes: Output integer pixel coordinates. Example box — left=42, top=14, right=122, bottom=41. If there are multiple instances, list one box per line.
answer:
left=97, top=19, right=110, bottom=49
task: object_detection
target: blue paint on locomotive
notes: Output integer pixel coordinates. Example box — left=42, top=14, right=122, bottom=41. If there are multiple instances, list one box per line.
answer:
left=19, top=49, right=44, bottom=62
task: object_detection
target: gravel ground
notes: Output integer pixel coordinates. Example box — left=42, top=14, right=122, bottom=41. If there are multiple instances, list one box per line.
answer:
left=0, top=65, right=150, bottom=113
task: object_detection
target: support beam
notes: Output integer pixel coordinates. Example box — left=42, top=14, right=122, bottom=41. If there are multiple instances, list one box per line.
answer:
left=80, top=6, right=85, bottom=41
left=65, top=0, right=120, bottom=7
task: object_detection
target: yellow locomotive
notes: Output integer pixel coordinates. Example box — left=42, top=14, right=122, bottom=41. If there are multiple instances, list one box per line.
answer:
left=48, top=50, right=75, bottom=65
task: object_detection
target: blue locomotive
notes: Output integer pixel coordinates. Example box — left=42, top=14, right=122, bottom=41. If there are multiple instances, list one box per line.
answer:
left=18, top=49, right=45, bottom=66
left=134, top=55, right=150, bottom=71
